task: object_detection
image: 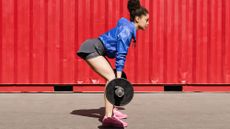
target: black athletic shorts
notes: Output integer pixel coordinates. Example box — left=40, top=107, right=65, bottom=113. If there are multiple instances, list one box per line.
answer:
left=77, top=38, right=105, bottom=60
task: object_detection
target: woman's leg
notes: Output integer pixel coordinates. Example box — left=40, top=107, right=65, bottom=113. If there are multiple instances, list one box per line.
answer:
left=85, top=56, right=115, bottom=117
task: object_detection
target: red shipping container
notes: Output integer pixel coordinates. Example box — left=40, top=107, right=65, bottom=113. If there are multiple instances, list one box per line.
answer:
left=0, top=0, right=230, bottom=92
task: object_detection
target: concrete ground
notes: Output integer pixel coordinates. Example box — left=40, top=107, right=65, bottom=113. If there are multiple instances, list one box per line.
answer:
left=0, top=92, right=230, bottom=129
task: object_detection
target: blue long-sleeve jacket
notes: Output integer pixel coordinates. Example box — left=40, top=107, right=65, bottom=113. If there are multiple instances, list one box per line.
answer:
left=99, top=17, right=136, bottom=72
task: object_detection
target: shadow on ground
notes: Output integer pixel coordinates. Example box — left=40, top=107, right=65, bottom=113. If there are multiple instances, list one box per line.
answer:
left=71, top=107, right=125, bottom=129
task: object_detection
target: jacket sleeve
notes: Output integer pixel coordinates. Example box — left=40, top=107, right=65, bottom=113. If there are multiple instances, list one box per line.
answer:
left=115, top=27, right=132, bottom=72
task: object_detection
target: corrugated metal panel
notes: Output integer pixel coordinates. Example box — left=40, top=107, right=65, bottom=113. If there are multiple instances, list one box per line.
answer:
left=0, top=0, right=229, bottom=86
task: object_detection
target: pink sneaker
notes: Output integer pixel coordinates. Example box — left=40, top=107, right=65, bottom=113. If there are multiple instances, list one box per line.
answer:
left=113, top=108, right=128, bottom=119
left=102, top=116, right=128, bottom=127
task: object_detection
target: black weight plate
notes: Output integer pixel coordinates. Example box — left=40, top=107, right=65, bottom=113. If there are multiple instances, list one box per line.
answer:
left=106, top=78, right=133, bottom=106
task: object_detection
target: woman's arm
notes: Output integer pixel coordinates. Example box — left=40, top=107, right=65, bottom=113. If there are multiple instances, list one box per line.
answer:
left=115, top=26, right=132, bottom=74
left=116, top=71, right=122, bottom=78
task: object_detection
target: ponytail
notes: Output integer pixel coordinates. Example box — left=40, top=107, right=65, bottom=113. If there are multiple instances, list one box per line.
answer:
left=127, top=0, right=148, bottom=21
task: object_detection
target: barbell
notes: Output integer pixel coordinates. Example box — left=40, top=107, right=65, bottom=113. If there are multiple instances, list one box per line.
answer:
left=105, top=70, right=134, bottom=106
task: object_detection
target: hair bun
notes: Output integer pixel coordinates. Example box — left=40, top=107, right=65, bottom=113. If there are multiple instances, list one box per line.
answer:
left=128, top=0, right=141, bottom=13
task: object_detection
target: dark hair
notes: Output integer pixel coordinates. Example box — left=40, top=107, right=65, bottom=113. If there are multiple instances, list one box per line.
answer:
left=127, top=0, right=148, bottom=21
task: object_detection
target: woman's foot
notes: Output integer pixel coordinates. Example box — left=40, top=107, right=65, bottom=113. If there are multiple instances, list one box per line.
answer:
left=102, top=116, right=128, bottom=127
left=113, top=108, right=128, bottom=119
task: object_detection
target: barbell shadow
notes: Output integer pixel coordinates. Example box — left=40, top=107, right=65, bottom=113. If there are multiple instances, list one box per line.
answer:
left=71, top=107, right=105, bottom=122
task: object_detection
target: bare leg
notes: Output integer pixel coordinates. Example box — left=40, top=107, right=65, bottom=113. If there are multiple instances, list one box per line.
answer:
left=85, top=56, right=115, bottom=117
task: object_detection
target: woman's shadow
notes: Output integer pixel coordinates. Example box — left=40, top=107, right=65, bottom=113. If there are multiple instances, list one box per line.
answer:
left=71, top=107, right=125, bottom=129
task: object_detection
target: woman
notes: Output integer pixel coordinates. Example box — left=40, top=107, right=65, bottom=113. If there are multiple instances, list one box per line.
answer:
left=77, top=0, right=149, bottom=127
